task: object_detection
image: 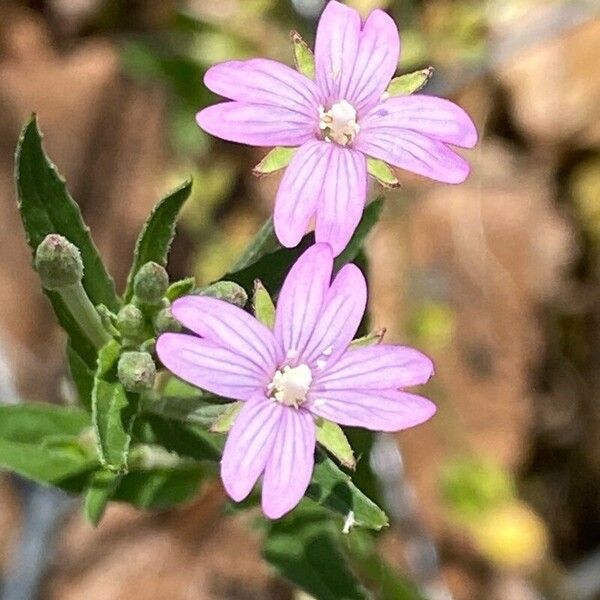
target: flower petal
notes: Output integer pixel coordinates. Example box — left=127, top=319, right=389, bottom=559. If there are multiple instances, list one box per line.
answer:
left=345, top=9, right=400, bottom=114
left=314, top=1, right=361, bottom=103
left=274, top=244, right=333, bottom=359
left=307, top=389, right=436, bottom=432
left=361, top=95, right=477, bottom=148
left=204, top=59, right=320, bottom=117
left=315, top=146, right=367, bottom=256
left=171, top=296, right=279, bottom=372
left=262, top=407, right=316, bottom=519
left=315, top=344, right=434, bottom=390
left=156, top=334, right=267, bottom=400
left=196, top=102, right=315, bottom=147
left=355, top=127, right=471, bottom=184
left=274, top=140, right=331, bottom=249
left=302, top=263, right=367, bottom=368
left=221, top=396, right=283, bottom=502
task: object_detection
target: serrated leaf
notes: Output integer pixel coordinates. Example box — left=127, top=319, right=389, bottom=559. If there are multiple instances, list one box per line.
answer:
left=386, top=67, right=433, bottom=97
left=229, top=217, right=280, bottom=272
left=253, top=280, right=275, bottom=328
left=316, top=419, right=356, bottom=469
left=123, top=178, right=192, bottom=302
left=308, top=451, right=388, bottom=531
left=92, top=340, right=139, bottom=471
left=67, top=342, right=95, bottom=410
left=198, top=280, right=247, bottom=307
left=166, top=277, right=196, bottom=301
left=253, top=147, right=296, bottom=176
left=349, top=328, right=385, bottom=349
left=291, top=30, right=315, bottom=79
left=84, top=468, right=121, bottom=525
left=367, top=158, right=399, bottom=188
left=264, top=506, right=369, bottom=600
left=210, top=401, right=242, bottom=433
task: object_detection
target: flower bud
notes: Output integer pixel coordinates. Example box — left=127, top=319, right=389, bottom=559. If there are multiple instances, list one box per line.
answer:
left=35, top=234, right=83, bottom=290
left=199, top=280, right=248, bottom=307
left=133, top=262, right=169, bottom=305
left=117, top=304, right=145, bottom=338
left=153, top=307, right=181, bottom=334
left=117, top=351, right=156, bottom=393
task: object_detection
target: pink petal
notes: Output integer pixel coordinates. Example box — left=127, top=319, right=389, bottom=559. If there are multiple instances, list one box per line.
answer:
left=355, top=127, right=471, bottom=184
left=307, top=389, right=436, bottom=432
left=314, top=345, right=434, bottom=390
left=361, top=95, right=477, bottom=148
left=204, top=59, right=320, bottom=118
left=156, top=334, right=268, bottom=400
left=345, top=9, right=400, bottom=114
left=274, top=244, right=333, bottom=359
left=196, top=102, right=315, bottom=147
left=301, top=263, right=367, bottom=368
left=314, top=1, right=361, bottom=103
left=171, top=296, right=279, bottom=372
left=274, top=140, right=331, bottom=249
left=262, top=407, right=316, bottom=519
left=315, top=146, right=367, bottom=256
left=221, top=396, right=283, bottom=502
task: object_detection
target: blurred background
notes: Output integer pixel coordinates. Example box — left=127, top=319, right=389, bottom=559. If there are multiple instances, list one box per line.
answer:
left=0, top=0, right=599, bottom=599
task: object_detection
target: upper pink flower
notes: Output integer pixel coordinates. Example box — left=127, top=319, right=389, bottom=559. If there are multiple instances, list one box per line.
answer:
left=196, top=1, right=477, bottom=256
left=156, top=244, right=436, bottom=519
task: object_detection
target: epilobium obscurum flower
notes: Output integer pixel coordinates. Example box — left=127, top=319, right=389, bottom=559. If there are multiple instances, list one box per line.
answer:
left=156, top=244, right=435, bottom=519
left=196, top=1, right=477, bottom=255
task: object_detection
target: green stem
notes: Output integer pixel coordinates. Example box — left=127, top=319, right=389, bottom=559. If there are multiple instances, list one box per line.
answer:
left=59, top=282, right=111, bottom=350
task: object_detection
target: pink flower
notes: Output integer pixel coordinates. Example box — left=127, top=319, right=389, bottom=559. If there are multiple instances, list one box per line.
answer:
left=196, top=0, right=477, bottom=255
left=156, top=244, right=435, bottom=519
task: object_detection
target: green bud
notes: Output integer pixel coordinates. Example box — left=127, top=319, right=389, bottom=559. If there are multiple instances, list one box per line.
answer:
left=153, top=307, right=181, bottom=334
left=133, top=262, right=169, bottom=305
left=117, top=351, right=156, bottom=393
left=35, top=234, right=83, bottom=290
left=117, top=304, right=145, bottom=338
left=199, top=280, right=248, bottom=307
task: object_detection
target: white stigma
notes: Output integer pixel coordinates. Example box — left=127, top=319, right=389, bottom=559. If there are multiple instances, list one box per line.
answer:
left=319, top=100, right=360, bottom=146
left=268, top=364, right=313, bottom=408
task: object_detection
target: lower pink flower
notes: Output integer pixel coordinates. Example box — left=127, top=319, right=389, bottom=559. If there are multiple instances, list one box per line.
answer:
left=156, top=244, right=436, bottom=519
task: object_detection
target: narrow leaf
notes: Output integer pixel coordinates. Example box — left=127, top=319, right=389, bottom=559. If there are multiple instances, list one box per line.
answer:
left=229, top=217, right=280, bottom=272
left=144, top=395, right=232, bottom=429
left=290, top=30, right=316, bottom=79
left=123, top=178, right=192, bottom=302
left=253, top=147, right=296, bottom=176
left=316, top=419, right=356, bottom=470
left=84, top=468, right=121, bottom=526
left=386, top=67, right=434, bottom=97
left=67, top=343, right=95, bottom=410
left=253, top=280, right=275, bottom=328
left=367, top=158, right=399, bottom=188
left=210, top=402, right=242, bottom=433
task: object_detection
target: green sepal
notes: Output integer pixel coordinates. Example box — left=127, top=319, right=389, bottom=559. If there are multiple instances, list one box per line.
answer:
left=316, top=418, right=356, bottom=470
left=367, top=158, right=400, bottom=188
left=166, top=277, right=196, bottom=301
left=386, top=67, right=434, bottom=97
left=253, top=279, right=275, bottom=328
left=210, top=402, right=242, bottom=433
left=349, top=328, right=385, bottom=349
left=123, top=178, right=192, bottom=302
left=253, top=147, right=297, bottom=176
left=290, top=30, right=315, bottom=79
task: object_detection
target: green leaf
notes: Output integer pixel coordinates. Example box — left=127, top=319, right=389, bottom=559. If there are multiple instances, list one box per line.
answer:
left=253, top=147, right=296, bottom=176
left=210, top=402, right=242, bottom=433
left=67, top=343, right=95, bottom=410
left=349, top=328, right=385, bottom=349
left=144, top=395, right=232, bottom=429
left=264, top=506, right=370, bottom=600
left=253, top=280, right=275, bottom=328
left=291, top=31, right=316, bottom=79
left=123, top=178, right=192, bottom=302
left=166, top=277, right=196, bottom=301
left=316, top=419, right=356, bottom=470
left=92, top=340, right=139, bottom=471
left=84, top=468, right=122, bottom=525
left=386, top=67, right=434, bottom=97
left=367, top=158, right=399, bottom=188
left=308, top=451, right=388, bottom=531
left=15, top=116, right=120, bottom=364
left=229, top=217, right=280, bottom=273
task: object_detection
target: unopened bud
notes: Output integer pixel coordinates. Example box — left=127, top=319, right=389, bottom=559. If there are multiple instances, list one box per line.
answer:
left=153, top=307, right=181, bottom=334
left=117, top=304, right=145, bottom=338
left=117, top=351, right=156, bottom=393
left=199, top=280, right=248, bottom=307
left=35, top=234, right=83, bottom=290
left=133, top=262, right=169, bottom=305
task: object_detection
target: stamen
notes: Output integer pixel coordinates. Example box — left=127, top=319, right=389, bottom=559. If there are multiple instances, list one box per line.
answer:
left=319, top=100, right=360, bottom=146
left=268, top=364, right=312, bottom=408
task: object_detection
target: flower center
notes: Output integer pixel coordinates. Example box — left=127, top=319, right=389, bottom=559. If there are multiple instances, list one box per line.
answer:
left=319, top=100, right=360, bottom=146
left=267, top=364, right=312, bottom=407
